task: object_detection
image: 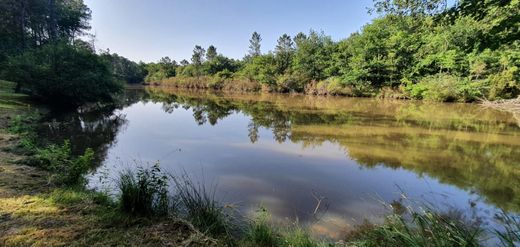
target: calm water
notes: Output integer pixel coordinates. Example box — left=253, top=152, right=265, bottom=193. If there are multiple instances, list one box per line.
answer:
left=40, top=87, right=520, bottom=239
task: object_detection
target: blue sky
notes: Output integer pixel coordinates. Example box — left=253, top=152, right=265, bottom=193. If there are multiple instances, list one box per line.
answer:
left=84, top=0, right=374, bottom=63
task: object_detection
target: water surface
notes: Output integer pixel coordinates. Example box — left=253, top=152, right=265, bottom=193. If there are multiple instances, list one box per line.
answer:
left=40, top=87, right=520, bottom=239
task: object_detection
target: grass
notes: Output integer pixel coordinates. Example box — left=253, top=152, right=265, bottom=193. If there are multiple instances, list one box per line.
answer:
left=0, top=80, right=30, bottom=110
left=346, top=213, right=481, bottom=247
left=171, top=172, right=235, bottom=239
left=241, top=208, right=281, bottom=246
left=495, top=213, right=520, bottom=247
left=117, top=163, right=170, bottom=216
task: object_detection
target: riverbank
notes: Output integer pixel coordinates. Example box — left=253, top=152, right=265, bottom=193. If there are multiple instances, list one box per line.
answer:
left=151, top=74, right=517, bottom=103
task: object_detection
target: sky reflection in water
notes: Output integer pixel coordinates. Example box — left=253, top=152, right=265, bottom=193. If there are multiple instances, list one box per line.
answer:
left=71, top=88, right=520, bottom=238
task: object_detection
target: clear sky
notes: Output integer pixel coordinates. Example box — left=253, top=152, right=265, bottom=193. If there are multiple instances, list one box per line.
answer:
left=84, top=0, right=374, bottom=63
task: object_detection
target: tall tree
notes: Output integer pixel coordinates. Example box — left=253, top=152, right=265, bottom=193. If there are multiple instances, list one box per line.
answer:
left=180, top=59, right=189, bottom=66
left=274, top=34, right=294, bottom=74
left=248, top=31, right=262, bottom=57
left=191, top=45, right=205, bottom=77
left=206, top=45, right=217, bottom=61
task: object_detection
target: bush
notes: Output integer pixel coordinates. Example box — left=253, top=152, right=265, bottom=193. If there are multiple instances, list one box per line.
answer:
left=118, top=163, right=170, bottom=216
left=34, top=140, right=94, bottom=186
left=488, top=66, right=519, bottom=100
left=406, top=74, right=485, bottom=102
left=2, top=42, right=123, bottom=107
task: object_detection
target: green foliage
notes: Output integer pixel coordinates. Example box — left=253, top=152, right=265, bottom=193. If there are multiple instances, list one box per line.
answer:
left=406, top=74, right=485, bottom=102
left=347, top=210, right=482, bottom=247
left=249, top=31, right=262, bottom=58
left=274, top=34, right=295, bottom=74
left=100, top=51, right=146, bottom=84
left=3, top=42, right=123, bottom=107
left=34, top=140, right=94, bottom=186
left=240, top=54, right=278, bottom=86
left=118, top=163, right=170, bottom=216
left=292, top=30, right=337, bottom=82
left=242, top=208, right=281, bottom=247
left=204, top=55, right=241, bottom=75
left=147, top=0, right=519, bottom=101
left=145, top=57, right=178, bottom=82
left=206, top=45, right=218, bottom=61
left=280, top=227, right=324, bottom=247
left=0, top=0, right=125, bottom=107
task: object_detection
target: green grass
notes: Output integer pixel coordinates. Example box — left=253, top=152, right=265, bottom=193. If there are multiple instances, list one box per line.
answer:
left=117, top=163, right=170, bottom=216
left=345, top=210, right=482, bottom=247
left=241, top=208, right=281, bottom=247
left=171, top=172, right=235, bottom=239
left=0, top=80, right=29, bottom=110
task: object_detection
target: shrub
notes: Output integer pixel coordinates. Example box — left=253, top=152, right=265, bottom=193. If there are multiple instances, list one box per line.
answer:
left=487, top=66, right=519, bottom=100
left=118, top=163, right=170, bottom=216
left=34, top=140, right=94, bottom=186
left=406, top=74, right=485, bottom=102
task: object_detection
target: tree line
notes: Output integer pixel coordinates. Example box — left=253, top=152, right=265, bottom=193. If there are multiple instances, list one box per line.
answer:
left=0, top=0, right=518, bottom=107
left=147, top=0, right=519, bottom=102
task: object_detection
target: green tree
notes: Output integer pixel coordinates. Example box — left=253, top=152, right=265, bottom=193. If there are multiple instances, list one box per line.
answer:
left=371, top=0, right=448, bottom=16
left=274, top=34, right=294, bottom=74
left=292, top=30, right=337, bottom=82
left=206, top=45, right=217, bottom=61
left=248, top=31, right=262, bottom=58
left=3, top=42, right=123, bottom=107
left=191, top=45, right=206, bottom=77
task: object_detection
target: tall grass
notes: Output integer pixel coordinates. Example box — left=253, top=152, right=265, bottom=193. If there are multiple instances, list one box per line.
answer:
left=495, top=213, right=520, bottom=247
left=241, top=207, right=281, bottom=247
left=117, top=163, right=170, bottom=216
left=345, top=209, right=482, bottom=247
left=171, top=172, right=235, bottom=239
left=115, top=166, right=518, bottom=247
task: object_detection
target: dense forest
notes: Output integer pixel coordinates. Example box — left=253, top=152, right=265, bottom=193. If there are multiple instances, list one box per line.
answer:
left=0, top=0, right=144, bottom=106
left=146, top=0, right=519, bottom=102
left=0, top=0, right=518, bottom=107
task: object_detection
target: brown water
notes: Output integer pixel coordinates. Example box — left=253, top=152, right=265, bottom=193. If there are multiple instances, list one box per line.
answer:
left=40, top=87, right=520, bottom=239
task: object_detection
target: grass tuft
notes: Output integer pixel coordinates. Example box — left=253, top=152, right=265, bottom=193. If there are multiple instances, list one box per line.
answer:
left=171, top=172, right=235, bottom=239
left=117, top=162, right=170, bottom=216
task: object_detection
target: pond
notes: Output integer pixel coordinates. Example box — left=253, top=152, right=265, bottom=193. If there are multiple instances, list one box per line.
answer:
left=39, top=87, right=520, bottom=239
